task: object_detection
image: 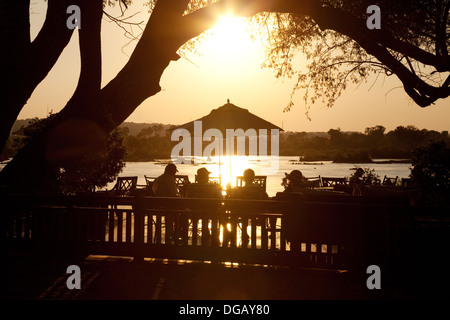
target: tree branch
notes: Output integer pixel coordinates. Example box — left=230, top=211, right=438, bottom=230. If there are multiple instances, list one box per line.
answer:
left=252, top=0, right=450, bottom=106
left=0, top=0, right=31, bottom=55
left=29, top=0, right=75, bottom=77
left=72, top=0, right=192, bottom=130
left=70, top=0, right=104, bottom=105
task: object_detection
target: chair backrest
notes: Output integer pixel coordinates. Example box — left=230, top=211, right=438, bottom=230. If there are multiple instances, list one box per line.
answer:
left=144, top=175, right=157, bottom=196
left=305, top=176, right=322, bottom=188
left=382, top=175, right=398, bottom=186
left=401, top=178, right=411, bottom=188
left=174, top=175, right=190, bottom=186
left=174, top=175, right=190, bottom=197
left=144, top=175, right=156, bottom=186
left=321, top=177, right=348, bottom=187
left=236, top=175, right=267, bottom=191
left=114, top=176, right=138, bottom=196
left=195, top=175, right=221, bottom=184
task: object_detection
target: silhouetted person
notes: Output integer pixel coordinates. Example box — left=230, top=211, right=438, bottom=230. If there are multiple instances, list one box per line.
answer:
left=349, top=167, right=365, bottom=195
left=196, top=167, right=211, bottom=184
left=243, top=168, right=256, bottom=186
left=281, top=169, right=310, bottom=192
left=152, top=163, right=179, bottom=197
left=229, top=168, right=267, bottom=200
left=186, top=167, right=222, bottom=198
left=349, top=167, right=365, bottom=185
left=152, top=163, right=179, bottom=242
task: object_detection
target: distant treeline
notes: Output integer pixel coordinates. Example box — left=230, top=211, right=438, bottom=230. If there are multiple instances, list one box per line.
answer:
left=120, top=123, right=449, bottom=162
left=281, top=125, right=449, bottom=162
left=3, top=120, right=449, bottom=163
left=119, top=123, right=173, bottom=161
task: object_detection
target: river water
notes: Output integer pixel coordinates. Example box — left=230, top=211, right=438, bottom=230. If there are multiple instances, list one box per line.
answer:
left=112, top=156, right=412, bottom=197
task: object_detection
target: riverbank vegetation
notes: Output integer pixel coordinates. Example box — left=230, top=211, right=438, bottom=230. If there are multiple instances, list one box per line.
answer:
left=3, top=119, right=449, bottom=201
left=3, top=121, right=449, bottom=163
left=280, top=125, right=449, bottom=162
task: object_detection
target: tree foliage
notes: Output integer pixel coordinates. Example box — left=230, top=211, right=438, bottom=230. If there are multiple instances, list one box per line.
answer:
left=250, top=0, right=450, bottom=115
left=1, top=0, right=449, bottom=191
left=121, top=124, right=172, bottom=161
left=410, top=141, right=450, bottom=207
left=12, top=116, right=126, bottom=194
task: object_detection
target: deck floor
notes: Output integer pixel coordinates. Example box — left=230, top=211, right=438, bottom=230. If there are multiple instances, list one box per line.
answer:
left=5, top=251, right=450, bottom=301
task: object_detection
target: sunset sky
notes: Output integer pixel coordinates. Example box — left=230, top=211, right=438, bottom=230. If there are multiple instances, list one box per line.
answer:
left=22, top=0, right=450, bottom=133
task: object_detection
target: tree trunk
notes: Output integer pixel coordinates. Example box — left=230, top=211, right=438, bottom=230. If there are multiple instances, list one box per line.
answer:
left=0, top=0, right=74, bottom=153
left=0, top=0, right=191, bottom=191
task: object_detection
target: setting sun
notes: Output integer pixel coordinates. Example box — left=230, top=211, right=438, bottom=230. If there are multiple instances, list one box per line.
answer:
left=6, top=0, right=450, bottom=303
left=214, top=155, right=251, bottom=188
left=203, top=15, right=253, bottom=59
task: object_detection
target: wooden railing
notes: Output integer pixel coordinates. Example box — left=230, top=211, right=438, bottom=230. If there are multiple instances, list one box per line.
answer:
left=2, top=191, right=431, bottom=272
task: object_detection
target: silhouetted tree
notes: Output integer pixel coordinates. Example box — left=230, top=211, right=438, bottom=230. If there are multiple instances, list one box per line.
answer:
left=10, top=116, right=126, bottom=194
left=328, top=128, right=345, bottom=147
left=1, top=0, right=449, bottom=190
left=410, top=141, right=450, bottom=207
left=0, top=0, right=75, bottom=153
left=123, top=125, right=172, bottom=160
left=256, top=0, right=450, bottom=114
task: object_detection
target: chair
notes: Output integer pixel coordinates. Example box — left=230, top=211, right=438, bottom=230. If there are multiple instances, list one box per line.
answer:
left=305, top=176, right=322, bottom=188
left=144, top=175, right=156, bottom=185
left=236, top=175, right=267, bottom=192
left=108, top=176, right=138, bottom=196
left=401, top=178, right=411, bottom=188
left=382, top=175, right=398, bottom=186
left=195, top=175, right=221, bottom=185
left=144, top=175, right=157, bottom=196
left=174, top=175, right=190, bottom=185
left=321, top=177, right=348, bottom=187
left=175, top=175, right=190, bottom=197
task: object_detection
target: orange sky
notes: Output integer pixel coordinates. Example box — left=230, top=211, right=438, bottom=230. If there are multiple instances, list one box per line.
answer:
left=20, top=0, right=450, bottom=133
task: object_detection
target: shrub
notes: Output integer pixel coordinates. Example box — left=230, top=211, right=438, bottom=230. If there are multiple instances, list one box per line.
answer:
left=410, top=141, right=450, bottom=207
left=16, top=116, right=126, bottom=194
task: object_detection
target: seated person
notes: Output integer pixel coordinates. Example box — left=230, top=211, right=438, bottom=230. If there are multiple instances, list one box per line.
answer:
left=152, top=163, right=179, bottom=197
left=151, top=163, right=180, bottom=243
left=186, top=167, right=222, bottom=198
left=349, top=167, right=365, bottom=185
left=243, top=168, right=256, bottom=186
left=229, top=168, right=268, bottom=200
left=281, top=169, right=310, bottom=193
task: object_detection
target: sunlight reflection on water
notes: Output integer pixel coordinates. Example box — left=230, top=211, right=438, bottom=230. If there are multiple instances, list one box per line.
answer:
left=111, top=156, right=412, bottom=197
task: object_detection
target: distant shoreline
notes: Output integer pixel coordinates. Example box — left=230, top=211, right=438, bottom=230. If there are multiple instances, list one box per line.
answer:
left=371, top=159, right=411, bottom=164
left=121, top=157, right=412, bottom=164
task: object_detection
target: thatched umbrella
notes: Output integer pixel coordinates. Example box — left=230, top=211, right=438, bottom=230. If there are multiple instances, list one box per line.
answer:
left=172, top=99, right=283, bottom=183
left=175, top=99, right=283, bottom=135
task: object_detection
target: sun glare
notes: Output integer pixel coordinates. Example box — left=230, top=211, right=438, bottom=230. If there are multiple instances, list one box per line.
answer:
left=204, top=15, right=253, bottom=58
left=202, top=155, right=252, bottom=189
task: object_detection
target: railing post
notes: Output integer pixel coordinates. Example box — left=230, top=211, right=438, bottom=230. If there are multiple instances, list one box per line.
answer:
left=133, top=190, right=146, bottom=262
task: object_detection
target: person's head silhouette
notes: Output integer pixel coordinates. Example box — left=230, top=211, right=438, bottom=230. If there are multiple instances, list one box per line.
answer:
left=243, top=168, right=255, bottom=186
left=196, top=167, right=211, bottom=184
left=165, top=163, right=178, bottom=176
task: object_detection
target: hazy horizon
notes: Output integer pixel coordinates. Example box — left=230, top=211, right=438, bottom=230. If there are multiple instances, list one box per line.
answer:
left=12, top=117, right=448, bottom=135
